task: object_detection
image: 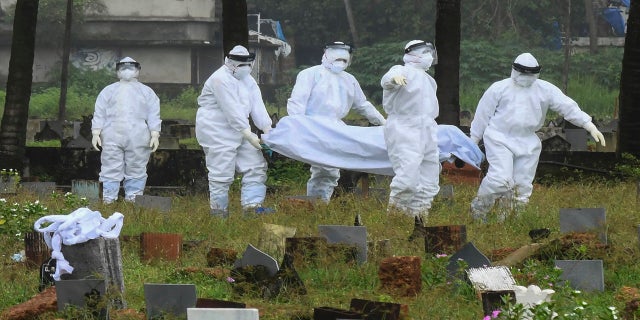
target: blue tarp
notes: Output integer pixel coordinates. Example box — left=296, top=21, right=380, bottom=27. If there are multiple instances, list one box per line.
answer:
left=602, top=7, right=626, bottom=36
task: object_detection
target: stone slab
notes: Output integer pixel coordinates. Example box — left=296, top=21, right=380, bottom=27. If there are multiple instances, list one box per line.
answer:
left=559, top=208, right=607, bottom=244
left=233, top=244, right=279, bottom=277
left=71, top=180, right=101, bottom=203
left=318, top=225, right=368, bottom=264
left=187, top=308, right=259, bottom=320
left=55, top=279, right=107, bottom=319
left=554, top=260, right=605, bottom=292
left=144, top=283, right=197, bottom=320
left=134, top=195, right=172, bottom=213
left=467, top=266, right=516, bottom=292
left=21, top=181, right=57, bottom=197
left=424, top=225, right=467, bottom=255
left=60, top=237, right=125, bottom=306
left=447, top=242, right=491, bottom=279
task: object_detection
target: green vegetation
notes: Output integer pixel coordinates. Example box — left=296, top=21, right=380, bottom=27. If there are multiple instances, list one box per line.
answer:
left=0, top=168, right=639, bottom=319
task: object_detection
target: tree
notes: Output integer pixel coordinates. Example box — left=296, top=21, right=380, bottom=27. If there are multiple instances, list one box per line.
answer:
left=618, top=0, right=640, bottom=155
left=0, top=0, right=39, bottom=170
left=434, top=0, right=461, bottom=126
left=222, top=0, right=249, bottom=55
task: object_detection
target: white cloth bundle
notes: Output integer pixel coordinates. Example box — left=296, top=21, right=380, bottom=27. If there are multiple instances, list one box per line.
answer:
left=33, top=208, right=124, bottom=280
left=262, top=115, right=484, bottom=175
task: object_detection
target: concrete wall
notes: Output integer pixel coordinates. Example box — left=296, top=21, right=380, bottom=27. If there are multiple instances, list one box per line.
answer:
left=100, top=0, right=215, bottom=19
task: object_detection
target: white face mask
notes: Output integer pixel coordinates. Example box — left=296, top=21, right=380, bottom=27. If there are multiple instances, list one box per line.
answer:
left=511, top=70, right=538, bottom=87
left=118, top=69, right=137, bottom=81
left=232, top=65, right=252, bottom=80
left=328, top=60, right=347, bottom=73
left=403, top=53, right=434, bottom=71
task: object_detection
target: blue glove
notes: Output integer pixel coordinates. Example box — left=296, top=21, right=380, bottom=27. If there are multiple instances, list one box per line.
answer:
left=261, top=143, right=273, bottom=158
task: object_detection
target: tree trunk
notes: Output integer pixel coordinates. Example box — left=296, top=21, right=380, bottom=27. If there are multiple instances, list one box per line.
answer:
left=343, top=0, right=360, bottom=47
left=0, top=0, right=39, bottom=171
left=222, top=0, right=248, bottom=56
left=618, top=0, right=640, bottom=155
left=561, top=0, right=571, bottom=94
left=584, top=0, right=598, bottom=53
left=57, top=0, right=73, bottom=122
left=434, top=0, right=461, bottom=126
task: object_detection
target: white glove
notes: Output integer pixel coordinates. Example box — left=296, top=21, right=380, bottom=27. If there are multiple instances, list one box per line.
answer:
left=241, top=128, right=262, bottom=150
left=379, top=118, right=387, bottom=125
left=91, top=129, right=102, bottom=151
left=262, top=127, right=271, bottom=135
left=149, top=131, right=160, bottom=152
left=392, top=75, right=407, bottom=86
left=583, top=122, right=606, bottom=147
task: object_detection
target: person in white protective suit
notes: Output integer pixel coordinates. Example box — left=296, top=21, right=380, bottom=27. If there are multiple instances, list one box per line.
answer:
left=91, top=57, right=161, bottom=204
left=287, top=41, right=386, bottom=202
left=196, top=45, right=274, bottom=217
left=469, top=52, right=606, bottom=222
left=380, top=40, right=440, bottom=218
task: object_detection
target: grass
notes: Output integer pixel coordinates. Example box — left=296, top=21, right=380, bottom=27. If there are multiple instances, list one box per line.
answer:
left=1, top=174, right=639, bottom=319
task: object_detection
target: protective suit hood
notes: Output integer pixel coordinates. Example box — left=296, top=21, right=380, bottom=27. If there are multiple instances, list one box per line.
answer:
left=511, top=53, right=540, bottom=87
left=116, top=57, right=140, bottom=81
left=225, top=45, right=255, bottom=80
left=321, top=41, right=352, bottom=73
left=402, top=40, right=437, bottom=71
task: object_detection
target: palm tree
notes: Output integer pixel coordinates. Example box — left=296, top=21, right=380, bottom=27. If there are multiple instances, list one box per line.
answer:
left=0, top=0, right=39, bottom=171
left=618, top=0, right=640, bottom=155
left=434, top=0, right=461, bottom=126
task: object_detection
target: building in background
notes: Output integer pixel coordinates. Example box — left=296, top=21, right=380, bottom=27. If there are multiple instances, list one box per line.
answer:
left=0, top=0, right=290, bottom=96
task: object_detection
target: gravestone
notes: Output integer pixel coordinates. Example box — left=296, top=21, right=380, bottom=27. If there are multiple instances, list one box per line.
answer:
left=159, top=136, right=180, bottom=149
left=24, top=231, right=50, bottom=268
left=0, top=174, right=19, bottom=194
left=313, top=306, right=364, bottom=319
left=446, top=242, right=491, bottom=280
left=559, top=208, right=607, bottom=244
left=565, top=128, right=588, bottom=151
left=554, top=260, right=605, bottom=292
left=71, top=180, right=101, bottom=203
left=56, top=279, right=107, bottom=319
left=140, top=232, right=183, bottom=262
left=21, top=182, right=57, bottom=197
left=233, top=244, right=279, bottom=277
left=466, top=266, right=517, bottom=292
left=144, top=283, right=197, bottom=320
left=257, top=223, right=297, bottom=262
left=134, top=195, right=172, bottom=213
left=318, top=225, right=368, bottom=264
left=481, top=291, right=516, bottom=317
left=350, top=298, right=406, bottom=320
left=437, top=184, right=454, bottom=205
left=187, top=308, right=259, bottom=320
left=60, top=237, right=125, bottom=307
left=424, top=225, right=467, bottom=255
left=195, top=298, right=246, bottom=308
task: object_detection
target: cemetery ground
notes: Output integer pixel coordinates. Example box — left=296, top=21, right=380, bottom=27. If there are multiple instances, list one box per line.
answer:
left=1, top=172, right=640, bottom=319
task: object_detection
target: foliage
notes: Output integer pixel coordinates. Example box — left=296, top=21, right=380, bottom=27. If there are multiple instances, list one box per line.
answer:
left=614, top=153, right=640, bottom=179
left=0, top=198, right=48, bottom=240
left=2, top=0, right=107, bottom=47
left=497, top=290, right=620, bottom=320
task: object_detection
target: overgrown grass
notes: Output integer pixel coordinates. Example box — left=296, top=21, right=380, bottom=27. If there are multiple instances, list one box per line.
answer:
left=0, top=176, right=639, bottom=319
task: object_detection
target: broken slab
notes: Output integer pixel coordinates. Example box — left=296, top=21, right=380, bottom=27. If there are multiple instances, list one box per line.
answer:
left=424, top=225, right=467, bottom=255
left=134, top=195, right=172, bottom=213
left=446, top=242, right=491, bottom=279
left=466, top=266, right=516, bottom=293
left=233, top=244, right=279, bottom=277
left=318, top=225, right=368, bottom=264
left=144, top=283, right=197, bottom=320
left=187, top=308, right=259, bottom=320
left=559, top=208, right=607, bottom=244
left=378, top=256, right=422, bottom=296
left=554, top=259, right=605, bottom=292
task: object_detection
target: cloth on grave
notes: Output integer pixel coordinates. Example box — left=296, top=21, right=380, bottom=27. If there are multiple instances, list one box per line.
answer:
left=33, top=208, right=124, bottom=280
left=261, top=115, right=484, bottom=176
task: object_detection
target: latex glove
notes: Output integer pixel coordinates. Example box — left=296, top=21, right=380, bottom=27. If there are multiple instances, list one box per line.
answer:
left=392, top=75, right=407, bottom=86
left=379, top=118, right=386, bottom=125
left=91, top=129, right=102, bottom=151
left=583, top=122, right=606, bottom=147
left=149, top=131, right=160, bottom=152
left=241, top=128, right=262, bottom=150
left=262, top=127, right=271, bottom=135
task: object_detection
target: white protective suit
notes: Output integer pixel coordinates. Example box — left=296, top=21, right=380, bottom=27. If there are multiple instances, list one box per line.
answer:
left=287, top=42, right=386, bottom=202
left=469, top=53, right=605, bottom=221
left=196, top=45, right=273, bottom=215
left=380, top=40, right=440, bottom=217
left=92, top=57, right=161, bottom=203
